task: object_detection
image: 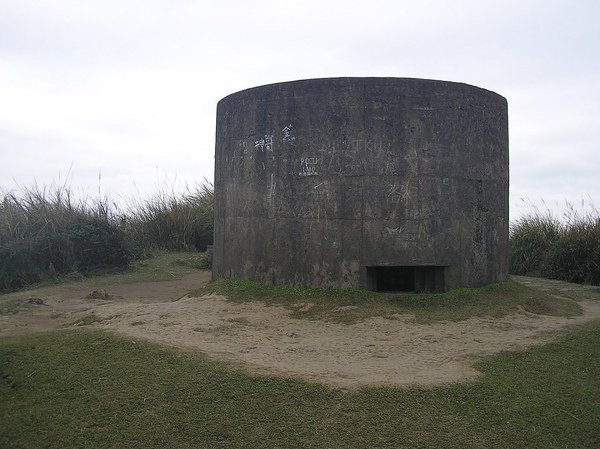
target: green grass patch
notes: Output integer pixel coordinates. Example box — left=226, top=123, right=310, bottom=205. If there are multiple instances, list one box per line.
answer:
left=77, top=250, right=208, bottom=285
left=191, top=278, right=581, bottom=323
left=1, top=323, right=599, bottom=448
left=92, top=250, right=210, bottom=284
left=12, top=251, right=208, bottom=295
left=170, top=252, right=211, bottom=270
left=0, top=299, right=33, bottom=316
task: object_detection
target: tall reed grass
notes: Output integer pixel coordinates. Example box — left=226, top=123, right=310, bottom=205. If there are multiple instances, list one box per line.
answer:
left=124, top=183, right=213, bottom=252
left=0, top=181, right=214, bottom=292
left=510, top=202, right=600, bottom=285
left=0, top=185, right=130, bottom=291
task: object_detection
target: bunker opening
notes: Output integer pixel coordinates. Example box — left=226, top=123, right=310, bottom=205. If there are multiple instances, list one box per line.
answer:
left=367, top=266, right=446, bottom=293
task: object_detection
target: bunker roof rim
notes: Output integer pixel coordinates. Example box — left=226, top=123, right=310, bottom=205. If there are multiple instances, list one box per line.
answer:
left=217, top=77, right=507, bottom=106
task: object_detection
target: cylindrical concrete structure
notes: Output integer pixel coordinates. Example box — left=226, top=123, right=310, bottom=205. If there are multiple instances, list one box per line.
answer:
left=213, top=77, right=508, bottom=292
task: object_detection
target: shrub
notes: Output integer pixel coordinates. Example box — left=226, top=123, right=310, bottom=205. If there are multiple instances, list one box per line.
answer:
left=0, top=186, right=131, bottom=292
left=0, top=180, right=215, bottom=292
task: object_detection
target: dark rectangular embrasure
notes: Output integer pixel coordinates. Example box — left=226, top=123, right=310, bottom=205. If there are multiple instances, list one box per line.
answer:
left=367, top=266, right=446, bottom=293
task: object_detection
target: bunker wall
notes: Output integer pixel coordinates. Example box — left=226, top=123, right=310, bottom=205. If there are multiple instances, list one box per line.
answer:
left=213, top=77, right=509, bottom=291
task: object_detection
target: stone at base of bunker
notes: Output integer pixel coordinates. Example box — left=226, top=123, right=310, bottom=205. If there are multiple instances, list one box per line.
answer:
left=212, top=77, right=509, bottom=292
left=206, top=245, right=213, bottom=267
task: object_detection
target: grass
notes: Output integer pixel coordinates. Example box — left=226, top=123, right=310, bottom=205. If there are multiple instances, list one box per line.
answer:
left=191, top=278, right=582, bottom=323
left=0, top=182, right=214, bottom=293
left=510, top=202, right=600, bottom=285
left=10, top=250, right=209, bottom=295
left=0, top=323, right=598, bottom=449
left=171, top=252, right=211, bottom=270
left=0, top=299, right=35, bottom=316
left=123, top=182, right=214, bottom=252
left=0, top=185, right=131, bottom=292
left=95, top=250, right=209, bottom=284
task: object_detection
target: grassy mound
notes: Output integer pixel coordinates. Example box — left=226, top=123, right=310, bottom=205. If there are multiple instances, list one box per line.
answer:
left=192, top=278, right=582, bottom=324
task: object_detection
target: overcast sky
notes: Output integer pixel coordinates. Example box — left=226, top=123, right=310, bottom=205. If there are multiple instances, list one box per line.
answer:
left=1, top=0, right=598, bottom=221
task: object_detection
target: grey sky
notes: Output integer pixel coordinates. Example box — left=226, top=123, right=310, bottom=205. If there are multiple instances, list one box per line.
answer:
left=1, top=0, right=599, bottom=220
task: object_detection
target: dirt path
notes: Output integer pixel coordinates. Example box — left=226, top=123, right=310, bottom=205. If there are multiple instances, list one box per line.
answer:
left=2, top=273, right=599, bottom=389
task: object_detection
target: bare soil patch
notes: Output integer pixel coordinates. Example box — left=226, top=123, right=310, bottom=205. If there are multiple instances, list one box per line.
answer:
left=2, top=273, right=598, bottom=389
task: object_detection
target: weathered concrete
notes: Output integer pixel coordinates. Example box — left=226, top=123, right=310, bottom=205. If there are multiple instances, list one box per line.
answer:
left=213, top=77, right=509, bottom=292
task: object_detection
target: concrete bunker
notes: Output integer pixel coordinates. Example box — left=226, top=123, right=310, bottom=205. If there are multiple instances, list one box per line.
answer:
left=213, top=77, right=509, bottom=292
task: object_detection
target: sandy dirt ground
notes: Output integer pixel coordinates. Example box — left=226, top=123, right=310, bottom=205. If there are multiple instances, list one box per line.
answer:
left=1, top=273, right=599, bottom=389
